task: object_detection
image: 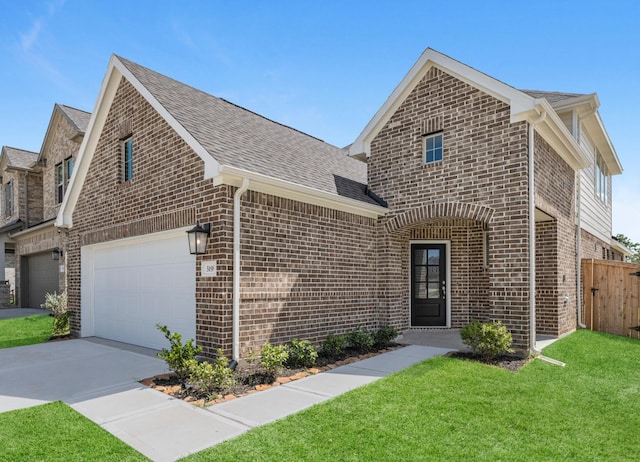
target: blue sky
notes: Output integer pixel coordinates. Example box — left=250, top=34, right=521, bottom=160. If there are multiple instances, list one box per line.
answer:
left=1, top=1, right=639, bottom=242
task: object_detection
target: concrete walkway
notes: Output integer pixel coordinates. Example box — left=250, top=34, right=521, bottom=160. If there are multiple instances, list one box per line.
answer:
left=0, top=338, right=456, bottom=462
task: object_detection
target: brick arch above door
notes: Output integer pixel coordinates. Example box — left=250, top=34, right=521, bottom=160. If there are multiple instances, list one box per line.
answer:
left=384, top=201, right=495, bottom=234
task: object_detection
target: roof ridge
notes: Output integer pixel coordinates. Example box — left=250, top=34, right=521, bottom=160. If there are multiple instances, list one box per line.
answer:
left=57, top=103, right=91, bottom=115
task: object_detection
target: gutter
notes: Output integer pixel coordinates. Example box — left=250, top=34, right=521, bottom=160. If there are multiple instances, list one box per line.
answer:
left=529, top=109, right=546, bottom=354
left=232, top=178, right=250, bottom=361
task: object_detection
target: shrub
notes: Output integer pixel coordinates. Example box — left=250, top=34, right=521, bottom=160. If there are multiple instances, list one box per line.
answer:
left=41, top=291, right=70, bottom=337
left=260, top=342, right=288, bottom=376
left=285, top=338, right=318, bottom=368
left=321, top=333, right=347, bottom=357
left=460, top=319, right=515, bottom=360
left=187, top=349, right=235, bottom=397
left=156, top=324, right=202, bottom=383
left=373, top=325, right=398, bottom=349
left=346, top=327, right=374, bottom=352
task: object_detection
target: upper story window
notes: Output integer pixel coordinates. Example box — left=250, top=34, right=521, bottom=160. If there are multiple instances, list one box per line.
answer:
left=123, top=137, right=133, bottom=182
left=424, top=132, right=443, bottom=164
left=595, top=149, right=609, bottom=205
left=55, top=157, right=74, bottom=204
left=56, top=163, right=64, bottom=204
left=3, top=181, right=13, bottom=217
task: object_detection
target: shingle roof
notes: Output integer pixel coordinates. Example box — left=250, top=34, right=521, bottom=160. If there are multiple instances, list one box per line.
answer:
left=2, top=146, right=38, bottom=169
left=58, top=104, right=91, bottom=133
left=117, top=56, right=377, bottom=205
left=520, top=90, right=587, bottom=104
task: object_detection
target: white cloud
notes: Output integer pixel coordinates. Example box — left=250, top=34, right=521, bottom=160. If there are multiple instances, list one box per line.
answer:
left=613, top=182, right=640, bottom=244
left=18, top=19, right=42, bottom=52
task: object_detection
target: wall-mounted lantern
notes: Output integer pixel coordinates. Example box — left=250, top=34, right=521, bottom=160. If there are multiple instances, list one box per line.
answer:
left=186, top=222, right=210, bottom=255
left=51, top=248, right=63, bottom=261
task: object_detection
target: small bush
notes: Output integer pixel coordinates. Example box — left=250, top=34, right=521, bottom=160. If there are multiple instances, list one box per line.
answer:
left=373, top=325, right=398, bottom=349
left=346, top=327, right=374, bottom=352
left=460, top=319, right=514, bottom=360
left=285, top=338, right=318, bottom=368
left=187, top=349, right=235, bottom=397
left=41, top=292, right=70, bottom=337
left=321, top=333, right=347, bottom=357
left=156, top=324, right=202, bottom=383
left=260, top=342, right=288, bottom=376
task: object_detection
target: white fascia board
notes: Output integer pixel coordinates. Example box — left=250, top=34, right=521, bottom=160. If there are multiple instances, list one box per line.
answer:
left=349, top=48, right=536, bottom=158
left=582, top=111, right=622, bottom=175
left=531, top=100, right=590, bottom=171
left=214, top=165, right=388, bottom=219
left=610, top=237, right=632, bottom=257
left=56, top=56, right=123, bottom=229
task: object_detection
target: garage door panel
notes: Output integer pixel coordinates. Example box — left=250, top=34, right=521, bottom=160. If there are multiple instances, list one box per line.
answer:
left=86, top=233, right=196, bottom=350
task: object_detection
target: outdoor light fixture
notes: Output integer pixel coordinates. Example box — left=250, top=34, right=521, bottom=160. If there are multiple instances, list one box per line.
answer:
left=51, top=248, right=63, bottom=261
left=186, top=222, right=211, bottom=255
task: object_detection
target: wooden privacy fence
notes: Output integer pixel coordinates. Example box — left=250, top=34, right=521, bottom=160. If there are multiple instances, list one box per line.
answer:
left=582, top=259, right=640, bottom=339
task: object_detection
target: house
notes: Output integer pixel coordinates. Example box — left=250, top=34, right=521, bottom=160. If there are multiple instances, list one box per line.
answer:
left=0, top=104, right=89, bottom=309
left=57, top=49, right=622, bottom=358
left=0, top=146, right=40, bottom=303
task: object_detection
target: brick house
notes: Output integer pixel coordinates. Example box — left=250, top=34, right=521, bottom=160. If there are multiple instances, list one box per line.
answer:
left=0, top=104, right=89, bottom=308
left=57, top=49, right=622, bottom=358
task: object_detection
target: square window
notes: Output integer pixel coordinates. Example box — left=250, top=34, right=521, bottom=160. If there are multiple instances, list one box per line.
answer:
left=123, top=138, right=133, bottom=182
left=424, top=133, right=443, bottom=164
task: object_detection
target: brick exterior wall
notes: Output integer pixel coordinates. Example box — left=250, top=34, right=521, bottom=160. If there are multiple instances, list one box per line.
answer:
left=67, top=78, right=379, bottom=358
left=0, top=170, right=20, bottom=224
left=42, top=111, right=84, bottom=221
left=581, top=229, right=622, bottom=261
left=533, top=133, right=577, bottom=336
left=368, top=66, right=532, bottom=349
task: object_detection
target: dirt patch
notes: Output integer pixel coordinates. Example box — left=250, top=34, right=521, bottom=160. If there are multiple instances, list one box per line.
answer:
left=446, top=351, right=531, bottom=371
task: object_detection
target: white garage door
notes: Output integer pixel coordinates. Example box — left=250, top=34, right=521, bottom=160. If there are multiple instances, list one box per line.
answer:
left=82, top=230, right=196, bottom=350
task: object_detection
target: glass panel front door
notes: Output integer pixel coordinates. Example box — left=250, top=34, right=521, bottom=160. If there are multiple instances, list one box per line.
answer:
left=411, top=243, right=447, bottom=326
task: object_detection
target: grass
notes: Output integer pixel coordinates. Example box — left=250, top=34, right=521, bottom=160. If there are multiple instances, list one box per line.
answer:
left=0, top=315, right=53, bottom=349
left=0, top=401, right=148, bottom=462
left=183, top=330, right=640, bottom=461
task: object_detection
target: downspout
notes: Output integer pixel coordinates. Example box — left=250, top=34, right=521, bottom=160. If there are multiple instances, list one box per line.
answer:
left=529, top=110, right=546, bottom=354
left=232, top=178, right=250, bottom=362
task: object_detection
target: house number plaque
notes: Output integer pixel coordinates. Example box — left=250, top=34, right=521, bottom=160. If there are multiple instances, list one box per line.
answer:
left=201, top=260, right=217, bottom=277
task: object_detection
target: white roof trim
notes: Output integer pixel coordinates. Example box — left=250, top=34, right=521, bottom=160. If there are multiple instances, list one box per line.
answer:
left=348, top=48, right=589, bottom=172
left=56, top=55, right=221, bottom=228
left=348, top=48, right=535, bottom=158
left=215, top=165, right=388, bottom=219
left=610, top=237, right=632, bottom=257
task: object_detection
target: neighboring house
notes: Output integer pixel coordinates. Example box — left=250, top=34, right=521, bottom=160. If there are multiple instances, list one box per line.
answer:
left=0, top=104, right=89, bottom=308
left=0, top=146, right=40, bottom=302
left=57, top=49, right=622, bottom=358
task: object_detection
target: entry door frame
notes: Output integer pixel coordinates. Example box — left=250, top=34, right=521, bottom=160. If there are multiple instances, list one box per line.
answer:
left=409, top=240, right=451, bottom=328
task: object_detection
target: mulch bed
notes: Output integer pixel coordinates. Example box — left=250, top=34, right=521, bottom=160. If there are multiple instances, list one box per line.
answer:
left=446, top=351, right=531, bottom=371
left=141, top=345, right=404, bottom=407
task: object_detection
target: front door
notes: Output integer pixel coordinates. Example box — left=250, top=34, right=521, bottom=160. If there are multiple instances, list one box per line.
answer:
left=411, top=243, right=447, bottom=326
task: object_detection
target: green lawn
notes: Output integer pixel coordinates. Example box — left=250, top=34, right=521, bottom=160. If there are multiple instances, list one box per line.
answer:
left=0, top=401, right=148, bottom=462
left=183, top=330, right=640, bottom=461
left=0, top=315, right=52, bottom=349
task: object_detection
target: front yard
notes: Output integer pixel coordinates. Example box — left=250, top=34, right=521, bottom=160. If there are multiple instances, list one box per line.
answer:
left=0, top=315, right=52, bottom=349
left=1, top=330, right=638, bottom=461
left=183, top=330, right=640, bottom=461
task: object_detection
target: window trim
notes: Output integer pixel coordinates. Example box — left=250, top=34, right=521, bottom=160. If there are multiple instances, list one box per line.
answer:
left=423, top=132, right=443, bottom=165
left=123, top=137, right=134, bottom=182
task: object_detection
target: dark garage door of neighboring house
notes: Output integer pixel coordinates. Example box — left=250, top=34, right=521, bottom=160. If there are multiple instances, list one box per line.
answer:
left=21, top=252, right=59, bottom=308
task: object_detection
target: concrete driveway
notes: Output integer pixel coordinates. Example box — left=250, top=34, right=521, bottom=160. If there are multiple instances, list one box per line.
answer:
left=0, top=337, right=458, bottom=461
